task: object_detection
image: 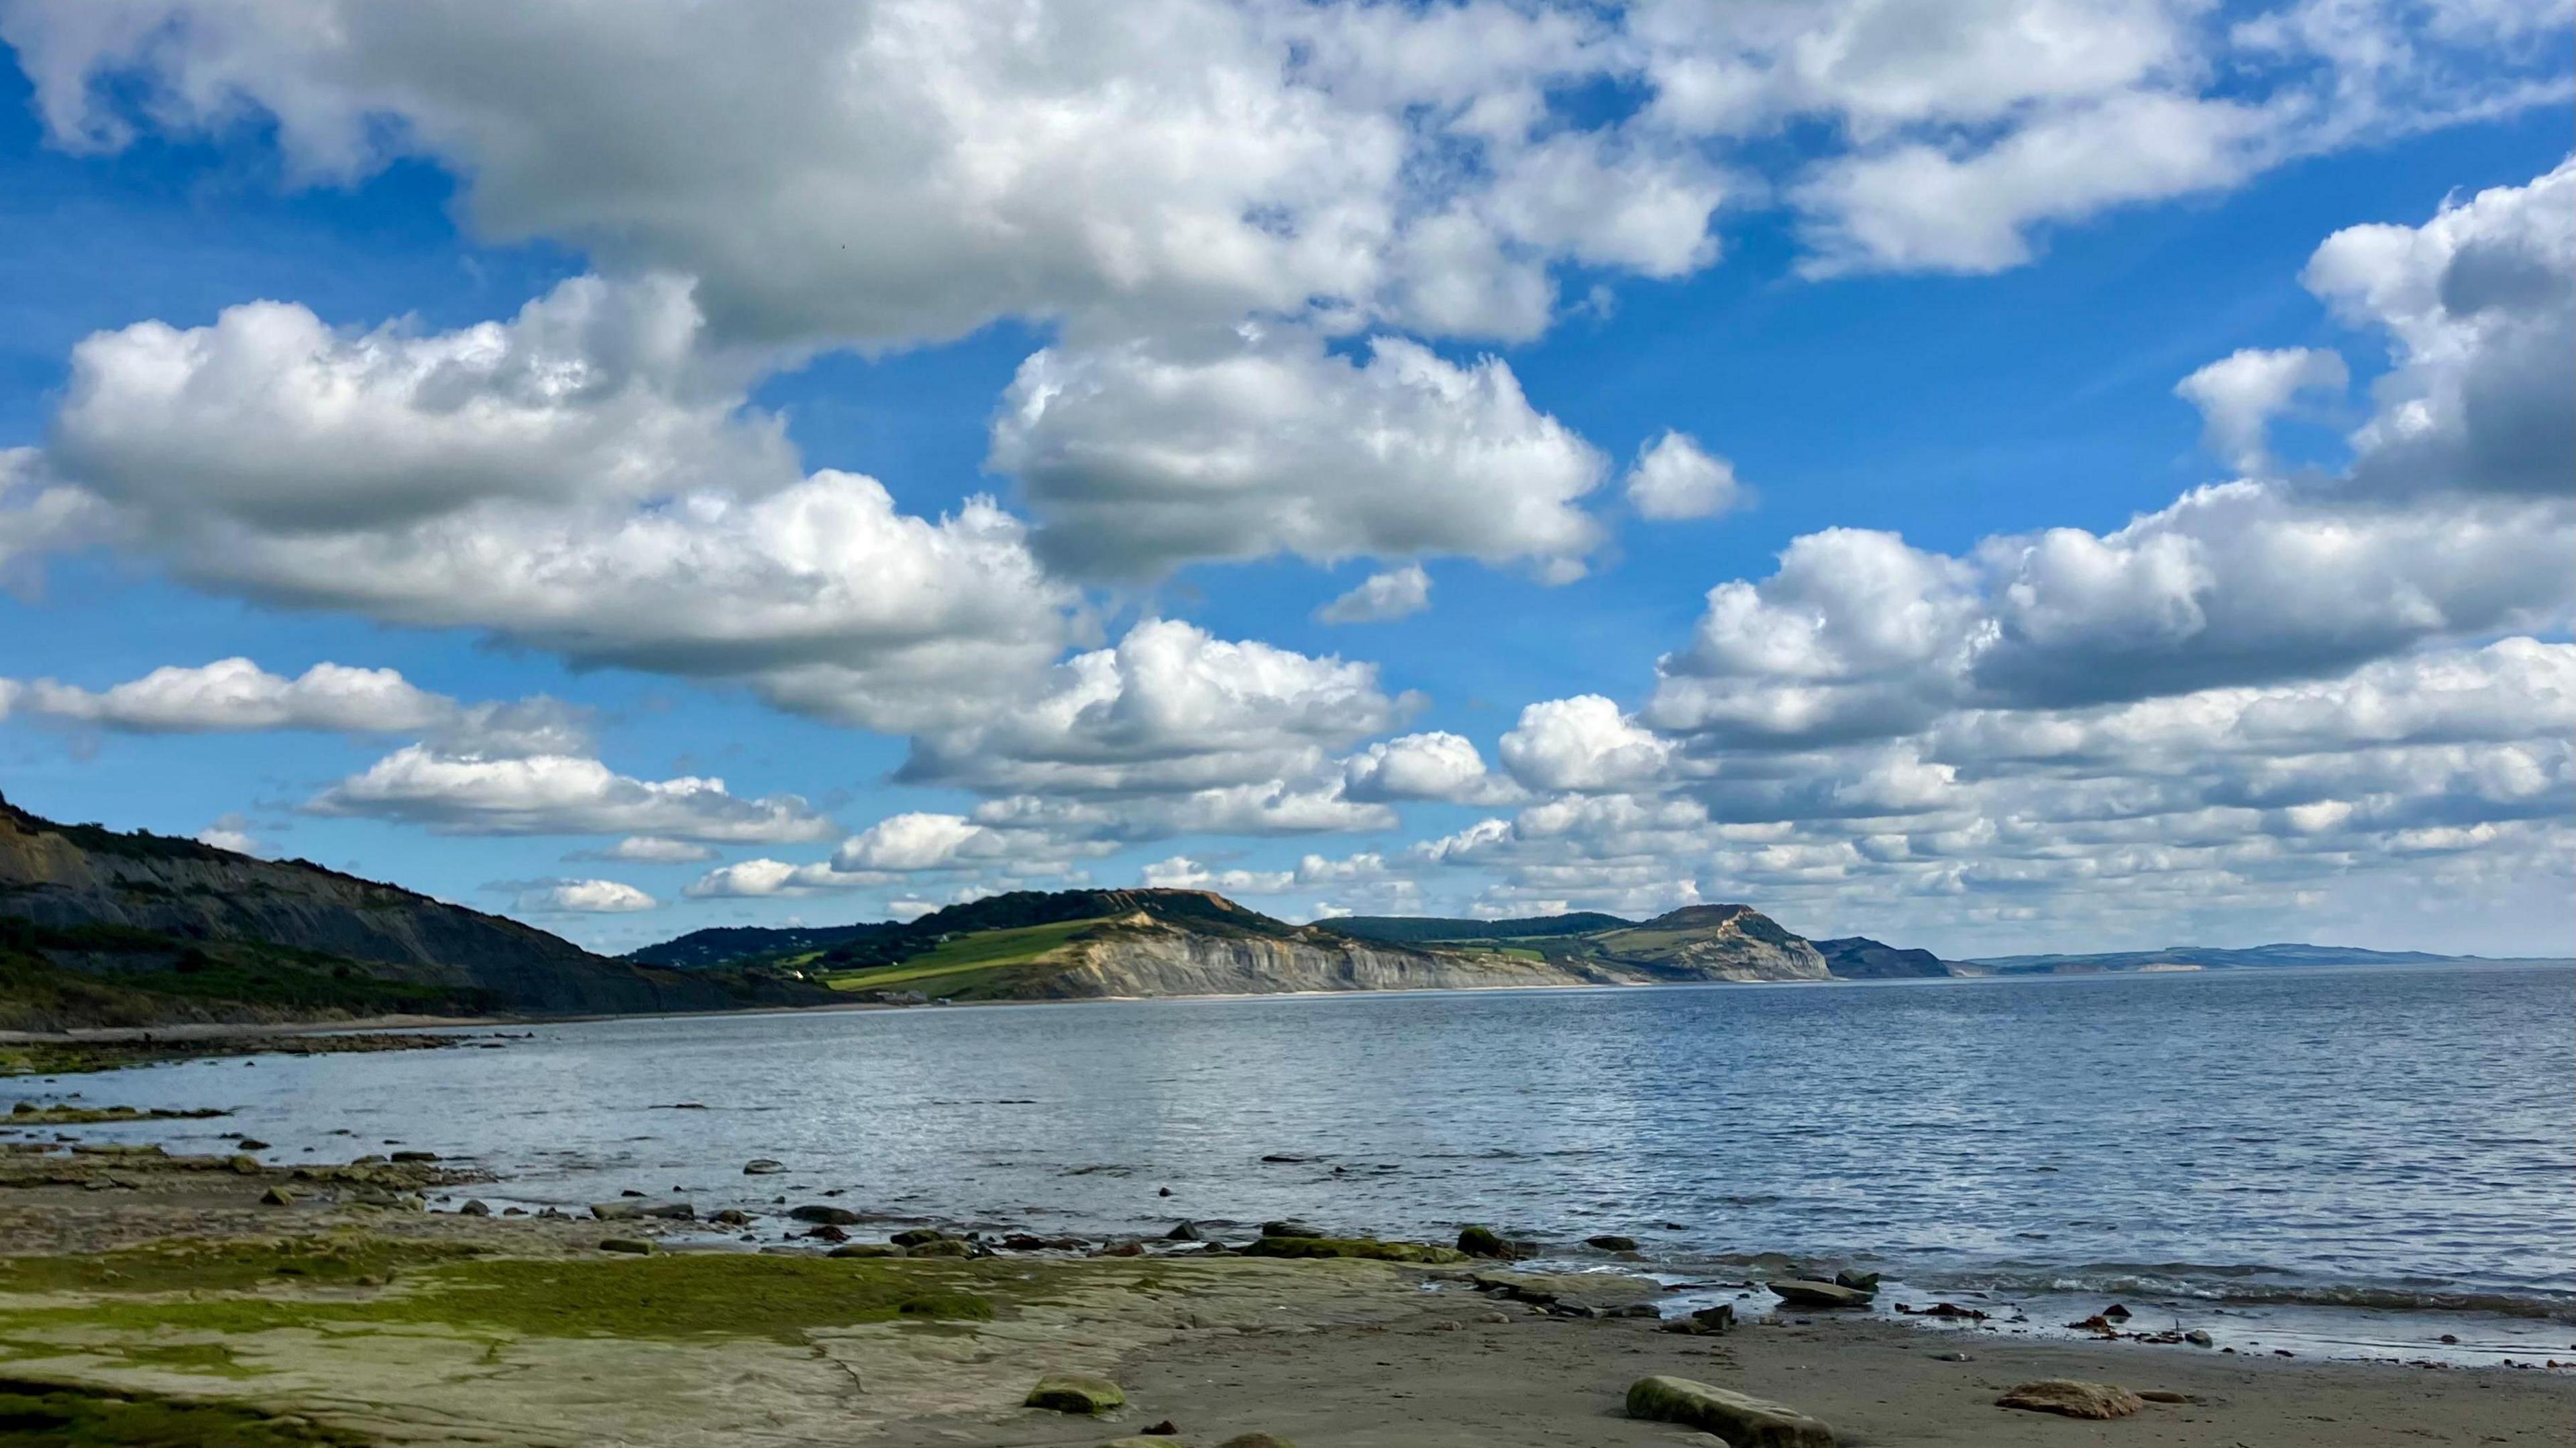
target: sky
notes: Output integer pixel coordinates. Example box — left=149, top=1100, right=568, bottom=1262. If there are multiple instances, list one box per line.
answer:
left=0, top=1, right=2568, bottom=960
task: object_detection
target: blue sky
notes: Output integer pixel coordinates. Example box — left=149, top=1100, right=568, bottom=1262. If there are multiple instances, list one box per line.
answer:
left=0, top=2, right=2568, bottom=958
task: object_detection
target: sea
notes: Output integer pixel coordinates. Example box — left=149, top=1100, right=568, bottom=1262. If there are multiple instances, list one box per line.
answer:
left=25, top=960, right=2575, bottom=1368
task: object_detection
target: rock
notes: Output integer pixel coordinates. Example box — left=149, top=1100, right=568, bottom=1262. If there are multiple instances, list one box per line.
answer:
left=1456, top=1225, right=1509, bottom=1258
left=1241, top=1235, right=1466, bottom=1264
left=234, top=1137, right=271, bottom=1150
left=1025, top=1374, right=1125, bottom=1414
left=712, top=1208, right=751, bottom=1226
left=1213, top=1437, right=1295, bottom=1448
left=1994, top=1380, right=2145, bottom=1419
left=390, top=1150, right=439, bottom=1163
left=503, top=1207, right=527, bottom=1216
left=258, top=1185, right=296, bottom=1207
left=1767, top=1278, right=1874, bottom=1308
left=1470, top=1270, right=1664, bottom=1315
left=1625, top=1376, right=1835, bottom=1447
left=1933, top=1351, right=1973, bottom=1363
left=743, top=1159, right=786, bottom=1174
left=806, top=1224, right=851, bottom=1242
left=227, top=1154, right=262, bottom=1175
left=828, top=1243, right=908, bottom=1258
left=908, top=1237, right=973, bottom=1258
left=1164, top=1220, right=1202, bottom=1241
left=890, top=1227, right=947, bottom=1245
left=2184, top=1329, right=2214, bottom=1347
left=591, top=1201, right=645, bottom=1220
left=459, top=1199, right=492, bottom=1217
left=792, top=1204, right=863, bottom=1225
left=1586, top=1234, right=1639, bottom=1251
left=2137, top=1390, right=2192, bottom=1404
left=598, top=1237, right=656, bottom=1256
left=1093, top=1239, right=1145, bottom=1258
left=1142, top=1422, right=1180, bottom=1437
left=1097, top=1440, right=1178, bottom=1448
left=1833, top=1270, right=1880, bottom=1294
left=1258, top=1219, right=1323, bottom=1238
left=2100, top=1302, right=2132, bottom=1321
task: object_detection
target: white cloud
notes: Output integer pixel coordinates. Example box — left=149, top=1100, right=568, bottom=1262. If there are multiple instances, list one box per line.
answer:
left=516, top=878, right=659, bottom=913
left=568, top=836, right=718, bottom=865
left=309, top=746, right=835, bottom=842
left=682, top=858, right=873, bottom=900
left=193, top=819, right=263, bottom=856
left=0, top=657, right=449, bottom=734
left=1316, top=564, right=1432, bottom=624
left=1341, top=731, right=1518, bottom=804
left=1623, top=431, right=1746, bottom=520
left=992, top=329, right=1606, bottom=579
left=2175, top=347, right=2350, bottom=474
left=1499, top=695, right=1676, bottom=792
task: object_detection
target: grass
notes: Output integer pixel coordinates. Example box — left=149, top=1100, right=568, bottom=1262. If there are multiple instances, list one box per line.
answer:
left=0, top=1378, right=372, bottom=1446
left=822, top=917, right=1108, bottom=996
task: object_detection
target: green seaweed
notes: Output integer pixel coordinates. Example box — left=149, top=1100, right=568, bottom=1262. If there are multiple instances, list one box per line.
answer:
left=1237, top=1236, right=1466, bottom=1264
left=0, top=1376, right=369, bottom=1446
left=0, top=1237, right=483, bottom=1296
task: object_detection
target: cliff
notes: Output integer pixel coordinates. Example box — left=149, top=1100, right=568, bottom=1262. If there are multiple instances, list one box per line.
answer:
left=1811, top=936, right=1950, bottom=979
left=0, top=792, right=789, bottom=1021
left=1574, top=904, right=1833, bottom=982
left=1020, top=913, right=1609, bottom=998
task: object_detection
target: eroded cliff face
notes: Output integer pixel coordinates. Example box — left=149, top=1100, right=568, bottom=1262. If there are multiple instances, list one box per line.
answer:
left=1591, top=904, right=1833, bottom=983
left=1024, top=922, right=1610, bottom=999
left=0, top=797, right=749, bottom=1015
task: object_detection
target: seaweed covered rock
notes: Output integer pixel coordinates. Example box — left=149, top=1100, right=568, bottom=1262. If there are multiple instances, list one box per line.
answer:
left=1626, top=1376, right=1834, bottom=1447
left=598, top=1238, right=655, bottom=1255
left=1995, top=1380, right=2143, bottom=1419
left=1456, top=1225, right=1508, bottom=1258
left=1026, top=1374, right=1125, bottom=1414
left=1240, top=1235, right=1466, bottom=1264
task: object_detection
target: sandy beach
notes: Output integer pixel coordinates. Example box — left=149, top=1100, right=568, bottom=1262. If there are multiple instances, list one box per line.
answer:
left=3, top=1093, right=2567, bottom=1448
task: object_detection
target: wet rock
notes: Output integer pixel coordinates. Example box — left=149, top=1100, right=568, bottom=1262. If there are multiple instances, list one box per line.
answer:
left=1995, top=1380, right=2144, bottom=1419
left=234, top=1137, right=270, bottom=1151
left=1093, top=1239, right=1146, bottom=1258
left=712, top=1208, right=751, bottom=1227
left=2137, top=1390, right=2192, bottom=1404
left=2184, top=1329, right=2214, bottom=1347
left=1625, top=1375, right=1835, bottom=1447
left=258, top=1185, right=297, bottom=1207
left=908, top=1238, right=974, bottom=1258
left=792, top=1204, right=863, bottom=1225
left=597, top=1237, right=656, bottom=1256
left=1660, top=1304, right=1735, bottom=1335
left=1141, top=1422, right=1180, bottom=1436
left=458, top=1199, right=492, bottom=1217
left=594, top=1200, right=694, bottom=1221
left=1767, top=1278, right=1873, bottom=1308
left=806, top=1224, right=851, bottom=1242
left=1004, top=1233, right=1087, bottom=1251
left=1933, top=1351, right=1973, bottom=1363
left=1833, top=1270, right=1880, bottom=1294
left=1025, top=1374, right=1125, bottom=1414
left=1893, top=1301, right=1987, bottom=1320
left=502, top=1207, right=528, bottom=1216
left=1456, top=1225, right=1509, bottom=1258
left=1259, top=1219, right=1323, bottom=1239
left=1164, top=1220, right=1202, bottom=1241
left=1242, top=1235, right=1466, bottom=1264
left=889, top=1227, right=947, bottom=1246
left=743, top=1159, right=786, bottom=1175
left=227, top=1154, right=262, bottom=1175
left=390, top=1150, right=439, bottom=1163
left=1586, top=1234, right=1639, bottom=1252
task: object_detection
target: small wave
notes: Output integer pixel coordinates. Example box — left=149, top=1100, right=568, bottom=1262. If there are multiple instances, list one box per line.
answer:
left=1957, top=1263, right=2576, bottom=1323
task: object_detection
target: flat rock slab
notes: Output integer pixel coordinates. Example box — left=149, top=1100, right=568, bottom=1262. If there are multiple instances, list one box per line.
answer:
left=1026, top=1374, right=1126, bottom=1414
left=1996, top=1379, right=2145, bottom=1418
left=1627, top=1375, right=1835, bottom=1447
left=1466, top=1270, right=1662, bottom=1313
left=1767, top=1277, right=1872, bottom=1308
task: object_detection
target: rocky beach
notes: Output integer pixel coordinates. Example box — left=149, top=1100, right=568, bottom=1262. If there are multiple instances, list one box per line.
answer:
left=3, top=1062, right=2570, bottom=1448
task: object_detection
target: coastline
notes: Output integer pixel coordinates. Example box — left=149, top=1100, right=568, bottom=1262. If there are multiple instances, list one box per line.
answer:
left=4, top=1062, right=2571, bottom=1447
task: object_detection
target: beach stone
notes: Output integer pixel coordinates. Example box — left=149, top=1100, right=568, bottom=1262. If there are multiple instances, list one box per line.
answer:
left=235, top=1137, right=270, bottom=1150
left=227, top=1154, right=262, bottom=1174
left=1626, top=1376, right=1835, bottom=1447
left=1025, top=1374, right=1125, bottom=1414
left=1456, top=1224, right=1509, bottom=1258
left=1768, top=1278, right=1874, bottom=1308
left=712, top=1208, right=751, bottom=1226
left=1586, top=1233, right=1639, bottom=1251
left=590, top=1201, right=644, bottom=1220
left=1833, top=1270, right=1881, bottom=1294
left=1664, top=1302, right=1736, bottom=1335
left=1259, top=1219, right=1323, bottom=1238
left=1164, top=1220, right=1202, bottom=1241
left=806, top=1224, right=851, bottom=1242
left=258, top=1185, right=296, bottom=1207
left=890, top=1227, right=947, bottom=1245
left=597, top=1238, right=655, bottom=1255
left=2138, top=1390, right=2192, bottom=1404
left=390, top=1150, right=439, bottom=1163
left=1242, top=1235, right=1466, bottom=1264
left=1995, top=1380, right=2144, bottom=1419
left=1470, top=1270, right=1662, bottom=1315
left=908, top=1237, right=974, bottom=1258
left=2184, top=1329, right=2214, bottom=1346
left=792, top=1204, right=863, bottom=1225
left=743, top=1158, right=786, bottom=1174
left=458, top=1199, right=491, bottom=1217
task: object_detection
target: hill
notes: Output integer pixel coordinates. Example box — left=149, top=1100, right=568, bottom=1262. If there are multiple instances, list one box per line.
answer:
left=1322, top=912, right=1633, bottom=946
left=1314, top=904, right=1833, bottom=982
left=0, top=791, right=825, bottom=1029
left=1811, top=936, right=1950, bottom=979
left=627, top=921, right=900, bottom=970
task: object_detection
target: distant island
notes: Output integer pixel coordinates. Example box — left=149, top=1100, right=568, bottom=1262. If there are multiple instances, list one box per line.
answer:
left=3, top=790, right=2561, bottom=1032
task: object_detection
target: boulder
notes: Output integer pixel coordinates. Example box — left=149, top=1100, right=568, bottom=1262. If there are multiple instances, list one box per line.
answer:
left=1625, top=1376, right=1835, bottom=1447
left=806, top=1224, right=851, bottom=1243
left=908, top=1238, right=974, bottom=1258
left=890, top=1227, right=947, bottom=1246
left=598, top=1238, right=656, bottom=1256
left=1994, top=1380, right=2144, bottom=1419
left=590, top=1201, right=644, bottom=1221
left=712, top=1208, right=751, bottom=1226
left=1456, top=1225, right=1509, bottom=1258
left=1258, top=1219, right=1323, bottom=1238
left=458, top=1199, right=492, bottom=1217
left=1664, top=1302, right=1736, bottom=1335
left=1767, top=1278, right=1873, bottom=1308
left=1833, top=1270, right=1880, bottom=1294
left=235, top=1137, right=271, bottom=1150
left=1025, top=1374, right=1125, bottom=1414
left=258, top=1185, right=296, bottom=1207
left=2184, top=1329, right=2214, bottom=1347
left=227, top=1154, right=263, bottom=1175
left=390, top=1150, right=439, bottom=1163
left=792, top=1204, right=863, bottom=1225
left=1586, top=1234, right=1639, bottom=1252
left=1164, top=1220, right=1203, bottom=1241
left=743, top=1159, right=786, bottom=1175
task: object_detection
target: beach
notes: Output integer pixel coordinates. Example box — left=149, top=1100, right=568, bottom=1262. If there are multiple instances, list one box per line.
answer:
left=4, top=1089, right=2571, bottom=1448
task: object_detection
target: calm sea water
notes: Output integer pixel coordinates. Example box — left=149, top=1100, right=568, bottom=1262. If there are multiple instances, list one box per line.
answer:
left=32, top=962, right=2576, bottom=1361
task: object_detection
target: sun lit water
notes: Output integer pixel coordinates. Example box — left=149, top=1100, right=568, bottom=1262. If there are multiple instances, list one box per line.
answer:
left=30, top=960, right=2575, bottom=1365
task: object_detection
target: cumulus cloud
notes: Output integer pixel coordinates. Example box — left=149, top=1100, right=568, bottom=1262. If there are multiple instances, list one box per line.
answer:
left=1499, top=696, right=1676, bottom=792
left=2175, top=347, right=2349, bottom=474
left=1316, top=565, right=1432, bottom=625
left=992, top=329, right=1606, bottom=579
left=1623, top=431, right=1746, bottom=520
left=1341, top=732, right=1517, bottom=805
left=513, top=878, right=659, bottom=913
left=566, top=836, right=718, bottom=865
left=0, top=658, right=450, bottom=734
left=193, top=815, right=264, bottom=856
left=308, top=746, right=835, bottom=842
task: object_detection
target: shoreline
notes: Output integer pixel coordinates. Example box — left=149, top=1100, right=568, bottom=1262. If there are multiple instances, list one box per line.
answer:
left=4, top=1072, right=2571, bottom=1447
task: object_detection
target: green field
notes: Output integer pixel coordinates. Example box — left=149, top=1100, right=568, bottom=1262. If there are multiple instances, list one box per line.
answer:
left=820, top=917, right=1108, bottom=997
